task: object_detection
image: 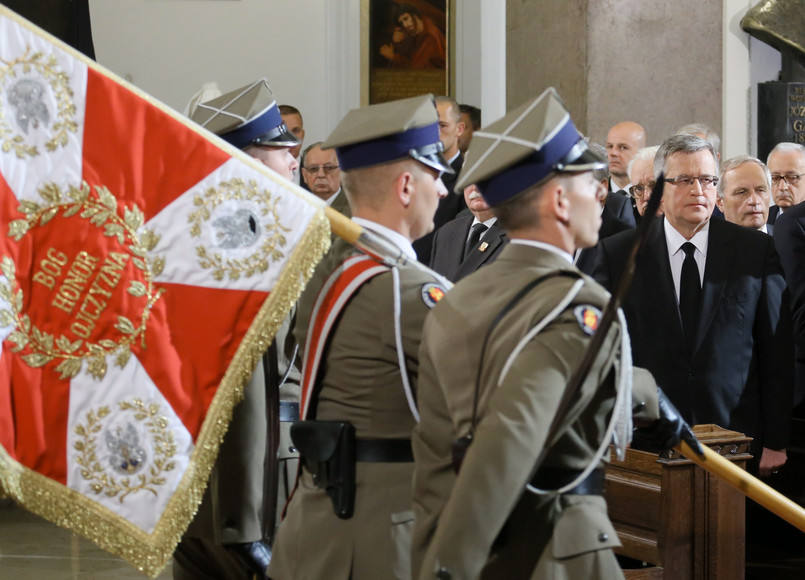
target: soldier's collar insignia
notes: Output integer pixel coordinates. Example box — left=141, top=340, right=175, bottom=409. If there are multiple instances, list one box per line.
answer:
left=421, top=282, right=447, bottom=308
left=574, top=304, right=601, bottom=335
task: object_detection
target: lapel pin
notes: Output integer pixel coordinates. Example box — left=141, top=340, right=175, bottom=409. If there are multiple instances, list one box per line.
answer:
left=479, top=242, right=489, bottom=252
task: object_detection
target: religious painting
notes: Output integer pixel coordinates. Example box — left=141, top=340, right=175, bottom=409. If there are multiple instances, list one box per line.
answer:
left=364, top=0, right=451, bottom=104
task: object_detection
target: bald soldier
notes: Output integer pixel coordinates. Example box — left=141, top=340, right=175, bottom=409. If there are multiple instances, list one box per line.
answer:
left=411, top=89, right=697, bottom=580
left=268, top=95, right=452, bottom=580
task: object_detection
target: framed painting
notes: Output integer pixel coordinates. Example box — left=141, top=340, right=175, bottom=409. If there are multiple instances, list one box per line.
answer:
left=362, top=0, right=453, bottom=105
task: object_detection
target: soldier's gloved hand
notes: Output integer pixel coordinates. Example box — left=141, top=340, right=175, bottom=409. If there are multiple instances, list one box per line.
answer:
left=637, top=388, right=703, bottom=455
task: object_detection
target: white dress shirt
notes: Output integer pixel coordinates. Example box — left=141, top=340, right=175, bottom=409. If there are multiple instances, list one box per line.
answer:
left=664, top=219, right=709, bottom=304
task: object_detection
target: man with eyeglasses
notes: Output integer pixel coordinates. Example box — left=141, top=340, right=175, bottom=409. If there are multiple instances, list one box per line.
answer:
left=626, top=146, right=661, bottom=225
left=595, top=134, right=793, bottom=478
left=767, top=142, right=805, bottom=225
left=301, top=141, right=349, bottom=217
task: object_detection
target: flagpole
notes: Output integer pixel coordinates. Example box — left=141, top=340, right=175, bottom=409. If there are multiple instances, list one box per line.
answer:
left=324, top=206, right=447, bottom=282
left=676, top=440, right=805, bottom=532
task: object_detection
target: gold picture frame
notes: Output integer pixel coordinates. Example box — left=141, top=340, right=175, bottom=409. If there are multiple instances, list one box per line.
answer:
left=361, top=0, right=454, bottom=105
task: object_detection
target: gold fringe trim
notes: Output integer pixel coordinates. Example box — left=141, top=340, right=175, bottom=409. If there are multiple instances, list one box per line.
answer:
left=0, top=5, right=334, bottom=577
left=0, top=209, right=331, bottom=577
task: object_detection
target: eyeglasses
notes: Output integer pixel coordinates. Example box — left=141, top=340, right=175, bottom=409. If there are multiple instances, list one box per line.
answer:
left=303, top=164, right=339, bottom=174
left=662, top=175, right=718, bottom=189
left=771, top=173, right=804, bottom=186
left=629, top=181, right=656, bottom=198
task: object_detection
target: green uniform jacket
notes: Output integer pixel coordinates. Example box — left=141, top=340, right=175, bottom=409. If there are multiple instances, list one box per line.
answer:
left=412, top=243, right=660, bottom=580
left=269, top=235, right=446, bottom=580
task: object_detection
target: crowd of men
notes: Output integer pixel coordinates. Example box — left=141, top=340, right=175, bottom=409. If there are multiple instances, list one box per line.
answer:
left=170, top=30, right=805, bottom=578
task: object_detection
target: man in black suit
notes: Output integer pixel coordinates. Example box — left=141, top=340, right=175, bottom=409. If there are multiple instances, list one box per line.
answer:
left=605, top=121, right=645, bottom=223
left=413, top=96, right=466, bottom=262
left=429, top=183, right=507, bottom=282
left=300, top=142, right=350, bottom=218
left=594, top=134, right=792, bottom=476
left=715, top=155, right=772, bottom=234
left=767, top=142, right=805, bottom=226
left=774, top=203, right=805, bottom=407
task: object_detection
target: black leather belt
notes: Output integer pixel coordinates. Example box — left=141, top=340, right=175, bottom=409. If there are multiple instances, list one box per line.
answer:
left=530, top=468, right=606, bottom=495
left=279, top=401, right=299, bottom=422
left=355, top=438, right=413, bottom=463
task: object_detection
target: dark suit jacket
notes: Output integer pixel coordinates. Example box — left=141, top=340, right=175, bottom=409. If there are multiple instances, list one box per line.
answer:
left=768, top=205, right=782, bottom=225
left=430, top=212, right=508, bottom=282
left=575, top=205, right=633, bottom=275
left=605, top=190, right=635, bottom=227
left=773, top=201, right=805, bottom=405
left=413, top=154, right=466, bottom=263
left=594, top=217, right=793, bottom=454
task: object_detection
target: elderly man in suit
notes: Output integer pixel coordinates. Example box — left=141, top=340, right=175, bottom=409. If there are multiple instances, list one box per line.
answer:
left=412, top=88, right=694, bottom=580
left=626, top=146, right=661, bottom=225
left=716, top=155, right=772, bottom=233
left=301, top=141, right=350, bottom=217
left=767, top=142, right=805, bottom=225
left=268, top=95, right=452, bottom=580
left=429, top=183, right=507, bottom=282
left=594, top=134, right=793, bottom=476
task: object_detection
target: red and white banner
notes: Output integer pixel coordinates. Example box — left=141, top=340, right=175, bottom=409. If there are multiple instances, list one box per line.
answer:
left=0, top=7, right=330, bottom=577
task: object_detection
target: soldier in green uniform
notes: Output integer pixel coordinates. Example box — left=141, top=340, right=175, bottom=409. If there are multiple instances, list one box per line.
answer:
left=268, top=95, right=452, bottom=580
left=411, top=89, right=697, bottom=580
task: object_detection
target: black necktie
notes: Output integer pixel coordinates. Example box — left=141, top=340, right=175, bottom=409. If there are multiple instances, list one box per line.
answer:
left=679, top=242, right=701, bottom=351
left=464, top=223, right=488, bottom=258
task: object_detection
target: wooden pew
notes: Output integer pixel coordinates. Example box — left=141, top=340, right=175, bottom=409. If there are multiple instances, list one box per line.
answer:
left=605, top=424, right=752, bottom=579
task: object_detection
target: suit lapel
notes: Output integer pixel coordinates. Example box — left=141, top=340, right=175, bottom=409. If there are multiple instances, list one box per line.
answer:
left=641, top=219, right=685, bottom=341
left=455, top=223, right=506, bottom=280
left=695, top=219, right=734, bottom=352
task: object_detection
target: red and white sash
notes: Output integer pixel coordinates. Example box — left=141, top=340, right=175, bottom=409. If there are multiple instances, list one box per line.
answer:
left=299, top=255, right=390, bottom=419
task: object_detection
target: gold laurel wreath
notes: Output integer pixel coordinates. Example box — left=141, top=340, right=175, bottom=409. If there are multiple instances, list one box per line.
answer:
left=188, top=177, right=290, bottom=280
left=0, top=46, right=78, bottom=158
left=73, top=399, right=177, bottom=503
left=0, top=181, right=164, bottom=380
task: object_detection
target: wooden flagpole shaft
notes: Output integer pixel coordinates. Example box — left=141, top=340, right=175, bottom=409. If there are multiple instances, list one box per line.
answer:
left=325, top=206, right=362, bottom=244
left=325, top=205, right=444, bottom=280
left=677, top=440, right=805, bottom=532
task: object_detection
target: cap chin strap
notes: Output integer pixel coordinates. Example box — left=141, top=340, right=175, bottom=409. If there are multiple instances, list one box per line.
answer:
left=408, top=141, right=453, bottom=174
left=554, top=141, right=595, bottom=172
left=251, top=122, right=296, bottom=147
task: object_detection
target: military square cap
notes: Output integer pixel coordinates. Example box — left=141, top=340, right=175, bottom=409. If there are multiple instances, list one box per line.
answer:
left=322, top=94, right=453, bottom=174
left=457, top=87, right=605, bottom=206
left=190, top=78, right=299, bottom=150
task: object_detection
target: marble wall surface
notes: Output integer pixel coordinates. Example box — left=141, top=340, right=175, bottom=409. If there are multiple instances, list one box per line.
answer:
left=507, top=0, right=723, bottom=148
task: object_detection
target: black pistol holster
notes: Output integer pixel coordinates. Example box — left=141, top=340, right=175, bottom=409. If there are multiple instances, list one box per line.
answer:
left=290, top=420, right=356, bottom=519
